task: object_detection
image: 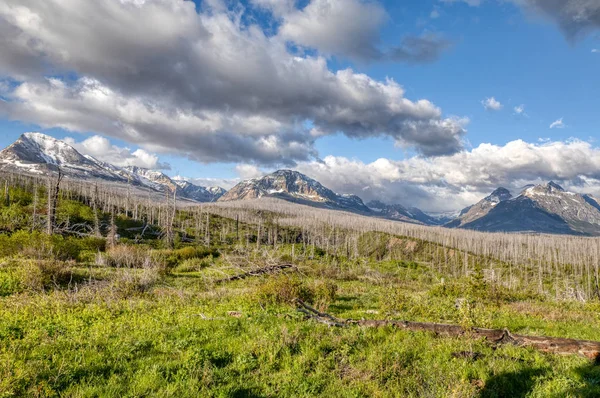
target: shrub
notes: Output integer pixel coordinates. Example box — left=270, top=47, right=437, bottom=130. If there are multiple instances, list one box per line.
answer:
left=13, top=260, right=73, bottom=292
left=100, top=245, right=161, bottom=270
left=0, top=231, right=105, bottom=261
left=173, top=257, right=212, bottom=273
left=256, top=275, right=314, bottom=305
left=312, top=280, right=338, bottom=311
left=107, top=267, right=161, bottom=297
left=159, top=246, right=220, bottom=270
left=0, top=268, right=22, bottom=296
left=380, top=289, right=411, bottom=315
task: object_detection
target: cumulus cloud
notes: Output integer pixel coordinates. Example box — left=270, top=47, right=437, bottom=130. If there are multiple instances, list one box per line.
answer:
left=549, top=118, right=565, bottom=129
left=441, top=0, right=600, bottom=40
left=255, top=0, right=452, bottom=63
left=0, top=0, right=465, bottom=164
left=482, top=97, right=503, bottom=111
left=235, top=164, right=265, bottom=179
left=514, top=104, right=526, bottom=115
left=440, top=0, right=483, bottom=6
left=295, top=139, right=600, bottom=211
left=64, top=135, right=170, bottom=169
left=515, top=0, right=600, bottom=40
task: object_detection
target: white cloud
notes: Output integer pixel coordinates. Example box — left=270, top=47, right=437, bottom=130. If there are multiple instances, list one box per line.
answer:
left=482, top=97, right=503, bottom=111
left=441, top=0, right=600, bottom=40
left=514, top=104, right=526, bottom=115
left=256, top=0, right=452, bottom=63
left=549, top=118, right=565, bottom=129
left=0, top=0, right=465, bottom=164
left=64, top=135, right=169, bottom=169
left=430, top=8, right=441, bottom=19
left=235, top=164, right=265, bottom=179
left=187, top=177, right=240, bottom=190
left=593, top=49, right=599, bottom=53
left=296, top=139, right=600, bottom=211
left=440, top=0, right=483, bottom=7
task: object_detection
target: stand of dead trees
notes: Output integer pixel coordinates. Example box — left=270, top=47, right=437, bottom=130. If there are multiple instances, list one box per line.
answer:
left=2, top=170, right=600, bottom=301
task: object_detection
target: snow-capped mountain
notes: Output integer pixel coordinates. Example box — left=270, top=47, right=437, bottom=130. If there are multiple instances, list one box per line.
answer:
left=173, top=177, right=226, bottom=202
left=218, top=169, right=371, bottom=213
left=0, top=132, right=127, bottom=181
left=448, top=183, right=600, bottom=235
left=367, top=200, right=447, bottom=225
left=446, top=187, right=513, bottom=228
left=0, top=133, right=226, bottom=203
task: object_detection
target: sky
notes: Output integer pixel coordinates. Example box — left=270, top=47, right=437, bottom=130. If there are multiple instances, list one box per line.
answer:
left=0, top=0, right=599, bottom=212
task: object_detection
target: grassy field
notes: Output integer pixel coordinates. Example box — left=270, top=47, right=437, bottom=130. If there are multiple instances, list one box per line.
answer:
left=2, top=240, right=600, bottom=398
left=1, top=181, right=600, bottom=397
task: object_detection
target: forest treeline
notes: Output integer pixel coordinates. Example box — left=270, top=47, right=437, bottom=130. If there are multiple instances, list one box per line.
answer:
left=1, top=170, right=599, bottom=301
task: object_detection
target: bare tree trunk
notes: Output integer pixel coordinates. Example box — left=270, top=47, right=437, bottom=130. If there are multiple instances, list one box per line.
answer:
left=4, top=180, right=9, bottom=206
left=165, top=188, right=176, bottom=248
left=93, top=183, right=101, bottom=238
left=46, top=168, right=63, bottom=235
left=108, top=205, right=117, bottom=247
left=31, top=182, right=38, bottom=232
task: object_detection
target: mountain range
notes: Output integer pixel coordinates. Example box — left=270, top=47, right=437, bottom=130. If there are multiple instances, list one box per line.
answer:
left=2, top=132, right=600, bottom=236
left=218, top=169, right=371, bottom=213
left=448, top=183, right=600, bottom=235
left=0, top=133, right=225, bottom=202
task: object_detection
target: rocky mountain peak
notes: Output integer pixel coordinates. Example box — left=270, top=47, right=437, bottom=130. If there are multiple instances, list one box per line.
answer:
left=219, top=169, right=369, bottom=212
left=545, top=181, right=565, bottom=192
left=0, top=133, right=226, bottom=203
left=485, top=187, right=512, bottom=203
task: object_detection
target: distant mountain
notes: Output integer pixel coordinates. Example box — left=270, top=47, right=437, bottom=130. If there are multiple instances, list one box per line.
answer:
left=425, top=210, right=461, bottom=225
left=0, top=133, right=226, bottom=203
left=218, top=169, right=370, bottom=213
left=0, top=132, right=127, bottom=181
left=449, top=183, right=600, bottom=235
left=173, top=177, right=226, bottom=202
left=4, top=133, right=600, bottom=236
left=446, top=187, right=513, bottom=228
left=367, top=200, right=447, bottom=225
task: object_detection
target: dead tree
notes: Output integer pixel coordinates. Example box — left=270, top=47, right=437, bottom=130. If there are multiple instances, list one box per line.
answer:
left=4, top=180, right=9, bottom=206
left=107, top=205, right=117, bottom=247
left=295, top=299, right=600, bottom=360
left=46, top=168, right=63, bottom=235
left=92, top=183, right=101, bottom=238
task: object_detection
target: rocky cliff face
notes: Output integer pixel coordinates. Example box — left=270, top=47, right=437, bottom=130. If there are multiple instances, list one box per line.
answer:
left=447, top=187, right=513, bottom=228
left=219, top=170, right=370, bottom=213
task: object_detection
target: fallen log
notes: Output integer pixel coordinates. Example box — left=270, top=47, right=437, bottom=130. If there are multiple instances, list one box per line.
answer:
left=215, top=263, right=296, bottom=284
left=295, top=299, right=600, bottom=360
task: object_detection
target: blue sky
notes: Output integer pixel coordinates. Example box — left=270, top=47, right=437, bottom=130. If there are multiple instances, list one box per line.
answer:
left=1, top=0, right=599, bottom=210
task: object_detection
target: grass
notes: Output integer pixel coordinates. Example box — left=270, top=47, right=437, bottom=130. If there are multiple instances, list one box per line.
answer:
left=0, top=183, right=600, bottom=396
left=2, top=243, right=600, bottom=397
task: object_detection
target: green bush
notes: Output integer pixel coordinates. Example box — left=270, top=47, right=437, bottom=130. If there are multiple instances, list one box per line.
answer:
left=19, top=260, right=73, bottom=291
left=172, top=257, right=212, bottom=273
left=159, top=246, right=220, bottom=269
left=100, top=245, right=157, bottom=269
left=0, top=231, right=105, bottom=261
left=256, top=275, right=314, bottom=305
left=312, top=279, right=338, bottom=311
left=0, top=260, right=73, bottom=294
left=0, top=268, right=22, bottom=296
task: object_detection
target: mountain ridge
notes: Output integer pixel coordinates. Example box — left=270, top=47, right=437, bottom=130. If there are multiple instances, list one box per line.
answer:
left=218, top=170, right=372, bottom=213
left=448, top=183, right=600, bottom=236
left=0, top=133, right=225, bottom=203
left=2, top=133, right=600, bottom=235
